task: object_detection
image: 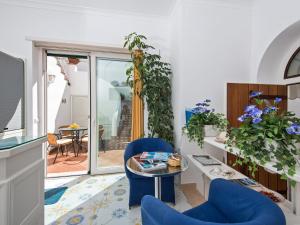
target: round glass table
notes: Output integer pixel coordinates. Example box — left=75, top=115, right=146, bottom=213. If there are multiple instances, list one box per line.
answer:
left=126, top=153, right=188, bottom=199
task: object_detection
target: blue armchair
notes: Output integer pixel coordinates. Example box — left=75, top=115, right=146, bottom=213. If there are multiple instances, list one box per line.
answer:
left=141, top=178, right=286, bottom=225
left=124, top=138, right=175, bottom=207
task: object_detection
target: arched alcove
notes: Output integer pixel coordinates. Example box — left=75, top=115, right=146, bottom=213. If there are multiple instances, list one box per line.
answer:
left=257, top=20, right=300, bottom=84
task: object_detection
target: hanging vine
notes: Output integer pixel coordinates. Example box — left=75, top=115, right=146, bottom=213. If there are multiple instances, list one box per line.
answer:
left=124, top=33, right=174, bottom=144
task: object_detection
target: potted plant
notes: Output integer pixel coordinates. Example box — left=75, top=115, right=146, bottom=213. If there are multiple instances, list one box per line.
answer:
left=184, top=99, right=228, bottom=148
left=123, top=33, right=174, bottom=144
left=226, top=91, right=300, bottom=183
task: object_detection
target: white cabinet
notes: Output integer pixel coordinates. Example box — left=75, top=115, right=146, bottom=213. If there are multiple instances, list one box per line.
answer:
left=0, top=137, right=46, bottom=225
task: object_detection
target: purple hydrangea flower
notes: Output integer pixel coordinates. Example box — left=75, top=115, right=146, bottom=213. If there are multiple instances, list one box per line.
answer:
left=274, top=97, right=282, bottom=104
left=250, top=91, right=263, bottom=98
left=286, top=124, right=300, bottom=135
left=286, top=127, right=294, bottom=135
left=192, top=100, right=212, bottom=114
left=245, top=105, right=256, bottom=113
left=249, top=107, right=263, bottom=118
left=263, top=107, right=271, bottom=114
left=192, top=106, right=206, bottom=114
left=240, top=104, right=263, bottom=124
left=238, top=114, right=248, bottom=122
left=252, top=117, right=262, bottom=124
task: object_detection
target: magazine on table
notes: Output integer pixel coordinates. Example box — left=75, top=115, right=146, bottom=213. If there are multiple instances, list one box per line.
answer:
left=140, top=152, right=172, bottom=162
left=132, top=155, right=167, bottom=172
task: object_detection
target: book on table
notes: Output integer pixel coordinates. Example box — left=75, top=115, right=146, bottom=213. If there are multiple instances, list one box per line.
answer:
left=132, top=155, right=167, bottom=172
left=140, top=152, right=172, bottom=162
left=192, top=155, right=221, bottom=166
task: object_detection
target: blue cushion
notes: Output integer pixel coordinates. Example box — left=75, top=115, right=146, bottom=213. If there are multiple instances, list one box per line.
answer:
left=141, top=178, right=286, bottom=225
left=183, top=202, right=228, bottom=223
left=208, top=179, right=286, bottom=225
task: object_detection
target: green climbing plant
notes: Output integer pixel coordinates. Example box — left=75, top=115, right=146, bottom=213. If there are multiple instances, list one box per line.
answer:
left=124, top=33, right=174, bottom=144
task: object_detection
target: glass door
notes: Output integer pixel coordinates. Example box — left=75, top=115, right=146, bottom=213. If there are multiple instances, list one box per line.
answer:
left=91, top=53, right=131, bottom=174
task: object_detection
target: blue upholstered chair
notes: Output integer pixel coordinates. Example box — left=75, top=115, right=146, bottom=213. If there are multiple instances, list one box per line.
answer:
left=141, top=178, right=286, bottom=225
left=124, top=138, right=175, bottom=207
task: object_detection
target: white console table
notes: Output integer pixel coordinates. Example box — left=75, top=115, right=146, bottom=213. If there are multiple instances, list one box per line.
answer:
left=0, top=136, right=46, bottom=225
left=203, top=137, right=300, bottom=216
left=187, top=154, right=246, bottom=199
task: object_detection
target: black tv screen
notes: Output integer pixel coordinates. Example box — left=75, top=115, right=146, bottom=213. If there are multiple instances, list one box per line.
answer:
left=0, top=51, right=25, bottom=133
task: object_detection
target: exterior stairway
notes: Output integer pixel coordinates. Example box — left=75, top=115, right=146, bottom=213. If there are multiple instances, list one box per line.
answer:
left=101, top=101, right=132, bottom=151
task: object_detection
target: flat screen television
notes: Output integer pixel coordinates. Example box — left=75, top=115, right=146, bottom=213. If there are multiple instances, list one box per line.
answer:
left=0, top=51, right=25, bottom=133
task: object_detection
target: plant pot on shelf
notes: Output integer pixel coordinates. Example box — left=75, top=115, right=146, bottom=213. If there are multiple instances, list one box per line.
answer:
left=204, top=125, right=219, bottom=137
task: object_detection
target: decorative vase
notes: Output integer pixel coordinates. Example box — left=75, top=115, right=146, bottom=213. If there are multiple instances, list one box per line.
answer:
left=204, top=125, right=219, bottom=137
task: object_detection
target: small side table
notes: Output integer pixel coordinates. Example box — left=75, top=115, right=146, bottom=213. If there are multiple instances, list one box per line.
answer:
left=58, top=127, right=88, bottom=156
left=126, top=153, right=188, bottom=199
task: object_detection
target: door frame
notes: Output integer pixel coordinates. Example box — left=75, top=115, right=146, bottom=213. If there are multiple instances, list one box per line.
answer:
left=42, top=49, right=91, bottom=177
left=90, top=52, right=131, bottom=175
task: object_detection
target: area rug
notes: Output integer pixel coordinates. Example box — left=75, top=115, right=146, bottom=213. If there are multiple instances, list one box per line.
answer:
left=45, top=187, right=68, bottom=205
left=45, top=174, right=191, bottom=225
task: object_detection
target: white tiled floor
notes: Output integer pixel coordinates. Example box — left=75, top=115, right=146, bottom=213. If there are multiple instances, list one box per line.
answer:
left=45, top=174, right=191, bottom=225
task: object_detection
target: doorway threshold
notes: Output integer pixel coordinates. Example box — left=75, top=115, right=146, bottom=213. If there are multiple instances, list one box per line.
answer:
left=47, top=170, right=89, bottom=178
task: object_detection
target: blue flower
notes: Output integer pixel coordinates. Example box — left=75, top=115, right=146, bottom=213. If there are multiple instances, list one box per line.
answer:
left=192, top=104, right=209, bottom=114
left=249, top=108, right=263, bottom=118
left=192, top=107, right=206, bottom=114
left=237, top=116, right=244, bottom=122
left=241, top=104, right=263, bottom=124
left=263, top=107, right=271, bottom=114
left=286, top=127, right=294, bottom=135
left=274, top=97, right=282, bottom=104
left=193, top=100, right=213, bottom=114
left=263, top=106, right=277, bottom=114
left=286, top=124, right=300, bottom=135
left=245, top=105, right=256, bottom=113
left=250, top=91, right=263, bottom=98
left=238, top=114, right=248, bottom=122
left=252, top=117, right=262, bottom=124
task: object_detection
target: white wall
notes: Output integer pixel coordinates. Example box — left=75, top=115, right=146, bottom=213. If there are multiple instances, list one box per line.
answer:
left=47, top=57, right=89, bottom=133
left=170, top=0, right=252, bottom=148
left=47, top=57, right=71, bottom=133
left=4, top=0, right=300, bottom=146
left=251, top=0, right=300, bottom=84
left=169, top=0, right=183, bottom=147
left=0, top=1, right=169, bottom=136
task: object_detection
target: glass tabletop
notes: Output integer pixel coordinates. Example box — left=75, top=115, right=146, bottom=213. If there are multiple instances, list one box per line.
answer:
left=126, top=153, right=188, bottom=178
left=0, top=135, right=46, bottom=150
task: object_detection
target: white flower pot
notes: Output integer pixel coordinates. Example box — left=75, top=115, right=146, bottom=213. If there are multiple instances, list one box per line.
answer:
left=204, top=125, right=219, bottom=137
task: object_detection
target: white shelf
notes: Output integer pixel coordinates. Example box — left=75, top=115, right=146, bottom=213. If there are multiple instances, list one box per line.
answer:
left=188, top=145, right=299, bottom=221
left=187, top=154, right=246, bottom=181
left=204, top=137, right=300, bottom=183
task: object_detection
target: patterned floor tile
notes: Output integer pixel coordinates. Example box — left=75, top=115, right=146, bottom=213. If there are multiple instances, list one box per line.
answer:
left=45, top=174, right=191, bottom=225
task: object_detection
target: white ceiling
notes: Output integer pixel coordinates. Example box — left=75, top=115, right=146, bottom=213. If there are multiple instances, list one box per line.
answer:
left=28, top=0, right=177, bottom=16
